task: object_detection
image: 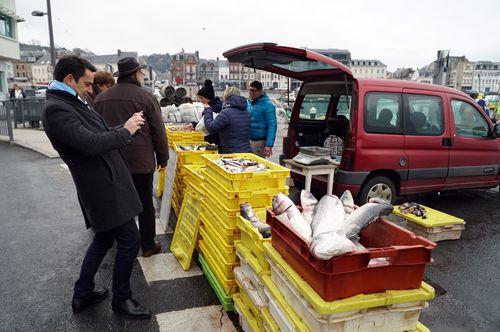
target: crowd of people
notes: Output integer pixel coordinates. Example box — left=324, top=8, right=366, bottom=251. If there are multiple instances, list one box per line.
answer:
left=41, top=54, right=277, bottom=320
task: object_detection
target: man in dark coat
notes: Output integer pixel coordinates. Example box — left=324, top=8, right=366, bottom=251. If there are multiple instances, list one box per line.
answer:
left=94, top=57, right=169, bottom=257
left=42, top=55, right=151, bottom=319
left=203, top=86, right=252, bottom=153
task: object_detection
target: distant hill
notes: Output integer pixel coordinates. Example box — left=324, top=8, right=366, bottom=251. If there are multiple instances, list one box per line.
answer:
left=140, top=53, right=172, bottom=73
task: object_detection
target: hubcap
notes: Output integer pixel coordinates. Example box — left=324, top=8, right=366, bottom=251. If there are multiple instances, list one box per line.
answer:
left=367, top=183, right=392, bottom=202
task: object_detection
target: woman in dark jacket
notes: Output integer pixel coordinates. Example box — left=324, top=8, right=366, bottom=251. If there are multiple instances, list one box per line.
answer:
left=195, top=80, right=223, bottom=146
left=203, top=87, right=251, bottom=153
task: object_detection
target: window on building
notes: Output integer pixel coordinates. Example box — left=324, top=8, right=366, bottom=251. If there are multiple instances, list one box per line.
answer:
left=364, top=92, right=402, bottom=134
left=451, top=99, right=489, bottom=138
left=0, top=14, right=13, bottom=38
left=404, top=94, right=444, bottom=136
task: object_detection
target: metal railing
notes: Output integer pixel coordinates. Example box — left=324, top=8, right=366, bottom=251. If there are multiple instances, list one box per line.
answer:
left=0, top=101, right=14, bottom=141
left=4, top=98, right=46, bottom=128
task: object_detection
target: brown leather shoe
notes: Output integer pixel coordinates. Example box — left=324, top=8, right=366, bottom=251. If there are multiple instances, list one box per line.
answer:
left=142, top=242, right=161, bottom=257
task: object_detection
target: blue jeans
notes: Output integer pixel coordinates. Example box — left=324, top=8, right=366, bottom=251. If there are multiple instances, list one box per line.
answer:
left=73, top=219, right=140, bottom=303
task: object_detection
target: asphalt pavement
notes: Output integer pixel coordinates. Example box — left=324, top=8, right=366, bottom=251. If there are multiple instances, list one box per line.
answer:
left=0, top=141, right=499, bottom=331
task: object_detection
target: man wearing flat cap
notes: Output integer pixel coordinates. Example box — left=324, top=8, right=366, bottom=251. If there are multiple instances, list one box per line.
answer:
left=94, top=57, right=169, bottom=258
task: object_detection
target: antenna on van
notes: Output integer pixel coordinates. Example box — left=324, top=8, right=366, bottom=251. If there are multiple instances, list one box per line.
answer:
left=344, top=75, right=350, bottom=110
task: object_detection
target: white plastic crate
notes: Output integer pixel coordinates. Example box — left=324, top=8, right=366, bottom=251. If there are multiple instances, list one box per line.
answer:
left=237, top=250, right=268, bottom=304
left=269, top=258, right=428, bottom=332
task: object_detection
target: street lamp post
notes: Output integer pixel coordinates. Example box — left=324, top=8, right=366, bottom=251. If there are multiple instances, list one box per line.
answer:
left=32, top=0, right=56, bottom=69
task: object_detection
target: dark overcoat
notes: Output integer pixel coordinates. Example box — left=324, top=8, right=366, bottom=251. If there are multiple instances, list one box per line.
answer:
left=42, top=89, right=142, bottom=232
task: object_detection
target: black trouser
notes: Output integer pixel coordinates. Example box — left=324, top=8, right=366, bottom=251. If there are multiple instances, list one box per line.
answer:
left=73, top=219, right=140, bottom=303
left=131, top=173, right=156, bottom=251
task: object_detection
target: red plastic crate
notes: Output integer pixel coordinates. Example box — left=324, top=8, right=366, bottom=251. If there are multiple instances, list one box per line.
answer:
left=266, top=208, right=436, bottom=301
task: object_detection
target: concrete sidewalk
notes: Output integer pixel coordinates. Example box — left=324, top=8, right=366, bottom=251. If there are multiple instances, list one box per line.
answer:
left=0, top=128, right=59, bottom=158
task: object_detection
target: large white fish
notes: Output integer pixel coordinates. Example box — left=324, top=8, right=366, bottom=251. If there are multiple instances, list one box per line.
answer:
left=300, top=190, right=318, bottom=225
left=272, top=193, right=312, bottom=242
left=309, top=231, right=356, bottom=260
left=310, top=194, right=346, bottom=237
left=342, top=202, right=393, bottom=238
left=340, top=190, right=356, bottom=214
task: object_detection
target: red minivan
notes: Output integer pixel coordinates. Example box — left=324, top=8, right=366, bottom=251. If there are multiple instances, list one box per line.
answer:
left=224, top=43, right=500, bottom=203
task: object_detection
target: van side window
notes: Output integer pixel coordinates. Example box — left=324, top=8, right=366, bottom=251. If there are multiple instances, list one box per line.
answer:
left=336, top=95, right=351, bottom=120
left=451, top=99, right=489, bottom=138
left=299, top=94, right=331, bottom=120
left=404, top=94, right=444, bottom=136
left=364, top=93, right=402, bottom=134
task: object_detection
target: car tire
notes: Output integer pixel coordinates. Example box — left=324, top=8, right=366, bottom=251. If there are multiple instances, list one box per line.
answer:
left=358, top=176, right=396, bottom=205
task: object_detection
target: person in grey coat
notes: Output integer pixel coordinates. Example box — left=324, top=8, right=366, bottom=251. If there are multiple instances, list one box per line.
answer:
left=203, top=87, right=252, bottom=153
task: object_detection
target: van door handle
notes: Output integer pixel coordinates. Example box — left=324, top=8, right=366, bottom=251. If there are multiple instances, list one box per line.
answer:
left=442, top=138, right=453, bottom=147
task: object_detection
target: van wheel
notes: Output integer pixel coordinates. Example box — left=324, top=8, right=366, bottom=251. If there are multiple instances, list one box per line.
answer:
left=358, top=176, right=396, bottom=204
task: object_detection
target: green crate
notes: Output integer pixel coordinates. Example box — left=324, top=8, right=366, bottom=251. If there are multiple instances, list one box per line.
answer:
left=198, top=253, right=235, bottom=312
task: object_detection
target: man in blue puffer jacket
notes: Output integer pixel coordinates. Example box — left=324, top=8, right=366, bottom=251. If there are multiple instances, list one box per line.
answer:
left=203, top=87, right=252, bottom=153
left=247, top=81, right=277, bottom=158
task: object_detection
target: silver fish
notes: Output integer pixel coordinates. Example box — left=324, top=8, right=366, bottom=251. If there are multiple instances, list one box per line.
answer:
left=300, top=190, right=318, bottom=225
left=272, top=193, right=312, bottom=242
left=340, top=190, right=356, bottom=214
left=240, top=202, right=271, bottom=238
left=342, top=202, right=393, bottom=238
left=311, top=194, right=346, bottom=237
left=309, top=231, right=355, bottom=260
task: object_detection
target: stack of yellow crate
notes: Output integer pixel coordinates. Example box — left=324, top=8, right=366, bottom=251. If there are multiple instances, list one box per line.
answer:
left=197, top=153, right=289, bottom=313
left=165, top=125, right=204, bottom=149
left=170, top=142, right=217, bottom=217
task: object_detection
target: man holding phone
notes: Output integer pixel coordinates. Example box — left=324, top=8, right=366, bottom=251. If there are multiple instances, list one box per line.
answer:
left=94, top=57, right=169, bottom=258
left=43, top=55, right=151, bottom=318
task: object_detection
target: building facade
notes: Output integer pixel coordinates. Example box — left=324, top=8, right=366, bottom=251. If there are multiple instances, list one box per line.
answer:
left=170, top=50, right=199, bottom=85
left=218, top=59, right=229, bottom=87
left=228, top=62, right=244, bottom=87
left=310, top=48, right=351, bottom=67
left=446, top=56, right=475, bottom=92
left=351, top=59, right=387, bottom=79
left=0, top=0, right=24, bottom=99
left=31, top=54, right=53, bottom=84
left=198, top=59, right=218, bottom=84
left=473, top=61, right=500, bottom=93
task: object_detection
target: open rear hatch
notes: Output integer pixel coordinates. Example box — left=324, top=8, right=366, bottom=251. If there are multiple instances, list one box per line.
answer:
left=223, top=42, right=353, bottom=81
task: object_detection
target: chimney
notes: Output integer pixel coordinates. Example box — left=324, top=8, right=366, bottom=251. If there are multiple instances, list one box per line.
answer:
left=195, top=51, right=199, bottom=59
left=117, top=49, right=122, bottom=57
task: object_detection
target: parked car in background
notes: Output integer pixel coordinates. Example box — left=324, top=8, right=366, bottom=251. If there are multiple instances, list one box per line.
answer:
left=224, top=43, right=500, bottom=203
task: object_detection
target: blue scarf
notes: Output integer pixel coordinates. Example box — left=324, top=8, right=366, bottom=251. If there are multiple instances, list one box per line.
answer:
left=48, top=80, right=77, bottom=96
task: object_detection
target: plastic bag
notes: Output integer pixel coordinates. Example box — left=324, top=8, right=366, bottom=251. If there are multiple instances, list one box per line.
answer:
left=195, top=113, right=217, bottom=136
left=179, top=103, right=197, bottom=123
left=193, top=102, right=204, bottom=122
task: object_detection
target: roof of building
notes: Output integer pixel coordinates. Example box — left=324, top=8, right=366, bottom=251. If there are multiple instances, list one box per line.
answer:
left=33, top=54, right=51, bottom=65
left=199, top=59, right=218, bottom=65
left=352, top=59, right=386, bottom=66
left=82, top=51, right=137, bottom=65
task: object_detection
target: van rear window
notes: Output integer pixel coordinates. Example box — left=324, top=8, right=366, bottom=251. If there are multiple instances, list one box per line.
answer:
left=299, top=94, right=331, bottom=120
left=364, top=93, right=402, bottom=134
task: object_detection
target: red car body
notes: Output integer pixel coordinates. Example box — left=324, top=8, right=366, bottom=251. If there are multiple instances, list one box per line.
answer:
left=224, top=43, right=500, bottom=203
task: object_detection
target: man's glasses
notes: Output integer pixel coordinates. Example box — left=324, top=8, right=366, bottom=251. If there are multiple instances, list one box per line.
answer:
left=249, top=88, right=258, bottom=92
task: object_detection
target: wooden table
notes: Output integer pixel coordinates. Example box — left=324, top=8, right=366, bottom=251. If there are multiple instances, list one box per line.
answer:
left=283, top=159, right=339, bottom=195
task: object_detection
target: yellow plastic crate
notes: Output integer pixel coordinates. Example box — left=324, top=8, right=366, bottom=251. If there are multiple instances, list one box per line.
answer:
left=263, top=243, right=435, bottom=315
left=166, top=125, right=204, bottom=138
left=234, top=274, right=264, bottom=331
left=415, top=322, right=430, bottom=332
left=198, top=240, right=238, bottom=295
left=202, top=153, right=290, bottom=191
left=261, top=307, right=280, bottom=332
left=199, top=228, right=239, bottom=275
left=199, top=221, right=237, bottom=263
left=200, top=208, right=240, bottom=246
left=391, top=205, right=465, bottom=242
left=236, top=213, right=271, bottom=273
left=233, top=293, right=261, bottom=332
left=234, top=267, right=267, bottom=313
left=262, top=274, right=311, bottom=332
left=201, top=198, right=239, bottom=228
left=174, top=143, right=218, bottom=165
left=269, top=253, right=429, bottom=332
left=200, top=209, right=240, bottom=244
left=170, top=189, right=202, bottom=271
left=184, top=164, right=205, bottom=183
left=235, top=242, right=268, bottom=304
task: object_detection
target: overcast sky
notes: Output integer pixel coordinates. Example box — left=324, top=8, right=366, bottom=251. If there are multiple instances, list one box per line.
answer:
left=15, top=0, right=500, bottom=71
